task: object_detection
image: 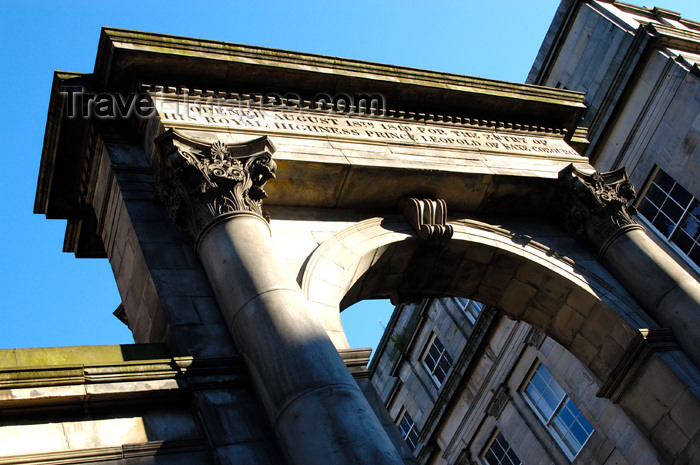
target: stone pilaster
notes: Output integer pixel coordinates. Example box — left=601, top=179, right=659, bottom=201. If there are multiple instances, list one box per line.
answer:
left=154, top=131, right=404, bottom=465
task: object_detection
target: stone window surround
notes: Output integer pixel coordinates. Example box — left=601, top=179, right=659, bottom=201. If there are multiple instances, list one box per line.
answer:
left=520, top=360, right=594, bottom=461
left=636, top=166, right=700, bottom=272
left=421, top=332, right=454, bottom=387
left=479, top=429, right=523, bottom=465
left=397, top=408, right=419, bottom=451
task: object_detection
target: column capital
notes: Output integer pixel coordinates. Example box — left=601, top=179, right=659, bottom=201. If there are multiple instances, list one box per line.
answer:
left=154, top=130, right=276, bottom=241
left=556, top=164, right=642, bottom=256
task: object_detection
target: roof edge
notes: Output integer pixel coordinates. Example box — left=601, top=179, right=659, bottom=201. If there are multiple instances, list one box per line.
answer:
left=95, top=27, right=586, bottom=108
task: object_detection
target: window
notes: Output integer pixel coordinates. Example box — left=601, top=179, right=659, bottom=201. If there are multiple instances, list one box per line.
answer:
left=522, top=362, right=593, bottom=460
left=398, top=410, right=419, bottom=450
left=455, top=297, right=484, bottom=325
left=422, top=334, right=453, bottom=386
left=638, top=168, right=700, bottom=268
left=481, top=430, right=522, bottom=465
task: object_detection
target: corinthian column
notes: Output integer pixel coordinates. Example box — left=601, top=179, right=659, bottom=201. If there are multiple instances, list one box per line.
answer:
left=557, top=164, right=700, bottom=369
left=154, top=130, right=404, bottom=465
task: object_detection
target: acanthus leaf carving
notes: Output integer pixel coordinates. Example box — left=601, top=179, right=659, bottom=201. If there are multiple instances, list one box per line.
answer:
left=556, top=164, right=642, bottom=256
left=485, top=383, right=510, bottom=419
left=154, top=130, right=276, bottom=241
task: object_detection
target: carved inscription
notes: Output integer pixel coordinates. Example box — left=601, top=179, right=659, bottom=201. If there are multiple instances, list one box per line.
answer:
left=152, top=96, right=580, bottom=158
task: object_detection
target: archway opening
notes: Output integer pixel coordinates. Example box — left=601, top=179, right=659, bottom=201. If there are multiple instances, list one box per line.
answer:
left=341, top=299, right=394, bottom=360
left=301, top=217, right=700, bottom=462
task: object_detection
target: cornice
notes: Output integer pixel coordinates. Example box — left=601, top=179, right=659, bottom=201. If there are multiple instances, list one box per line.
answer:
left=0, top=439, right=205, bottom=465
left=648, top=23, right=700, bottom=53
left=148, top=85, right=575, bottom=137
left=96, top=28, right=586, bottom=110
left=0, top=347, right=372, bottom=410
left=34, top=72, right=92, bottom=216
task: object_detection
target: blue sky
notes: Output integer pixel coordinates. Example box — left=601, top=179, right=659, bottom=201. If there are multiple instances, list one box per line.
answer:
left=2, top=1, right=700, bottom=353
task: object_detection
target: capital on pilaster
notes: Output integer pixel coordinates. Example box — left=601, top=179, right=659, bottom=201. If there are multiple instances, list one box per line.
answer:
left=556, top=164, right=642, bottom=256
left=154, top=130, right=276, bottom=240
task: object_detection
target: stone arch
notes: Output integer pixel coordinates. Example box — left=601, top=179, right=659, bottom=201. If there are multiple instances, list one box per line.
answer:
left=302, top=214, right=652, bottom=378
left=301, top=215, right=700, bottom=461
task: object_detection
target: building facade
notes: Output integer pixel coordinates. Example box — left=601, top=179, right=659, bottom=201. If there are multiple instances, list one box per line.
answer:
left=369, top=2, right=700, bottom=464
left=2, top=4, right=700, bottom=464
left=528, top=0, right=700, bottom=277
left=371, top=297, right=663, bottom=465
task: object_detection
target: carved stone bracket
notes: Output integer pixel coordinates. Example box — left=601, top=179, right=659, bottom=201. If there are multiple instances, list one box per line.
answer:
left=486, top=383, right=510, bottom=419
left=597, top=328, right=678, bottom=402
left=154, top=130, right=276, bottom=241
left=525, top=327, right=546, bottom=349
left=556, top=164, right=643, bottom=257
left=401, top=198, right=454, bottom=240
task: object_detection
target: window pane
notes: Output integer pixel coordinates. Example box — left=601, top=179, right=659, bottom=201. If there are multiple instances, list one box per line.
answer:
left=432, top=337, right=446, bottom=352
left=645, top=183, right=667, bottom=206
left=660, top=197, right=684, bottom=223
left=654, top=170, right=675, bottom=192
left=680, top=212, right=700, bottom=241
left=547, top=375, right=566, bottom=400
left=423, top=335, right=452, bottom=386
left=690, top=200, right=700, bottom=217
left=485, top=450, right=499, bottom=465
left=434, top=348, right=453, bottom=384
left=523, top=363, right=594, bottom=460
left=529, top=371, right=547, bottom=394
left=427, top=347, right=438, bottom=364
left=641, top=170, right=700, bottom=270
left=482, top=432, right=522, bottom=465
left=670, top=182, right=693, bottom=208
left=506, top=448, right=521, bottom=465
left=690, top=246, right=700, bottom=268
left=673, top=228, right=694, bottom=254
left=569, top=420, right=588, bottom=444
left=398, top=411, right=419, bottom=450
left=541, top=388, right=561, bottom=417
left=638, top=197, right=660, bottom=220
left=558, top=401, right=576, bottom=425
left=652, top=212, right=675, bottom=237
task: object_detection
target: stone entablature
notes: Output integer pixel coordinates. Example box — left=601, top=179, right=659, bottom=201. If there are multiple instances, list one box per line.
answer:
left=150, top=90, right=581, bottom=158
left=35, top=29, right=591, bottom=259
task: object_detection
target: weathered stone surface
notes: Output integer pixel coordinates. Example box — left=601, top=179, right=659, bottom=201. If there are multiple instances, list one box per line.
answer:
left=27, top=12, right=700, bottom=465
